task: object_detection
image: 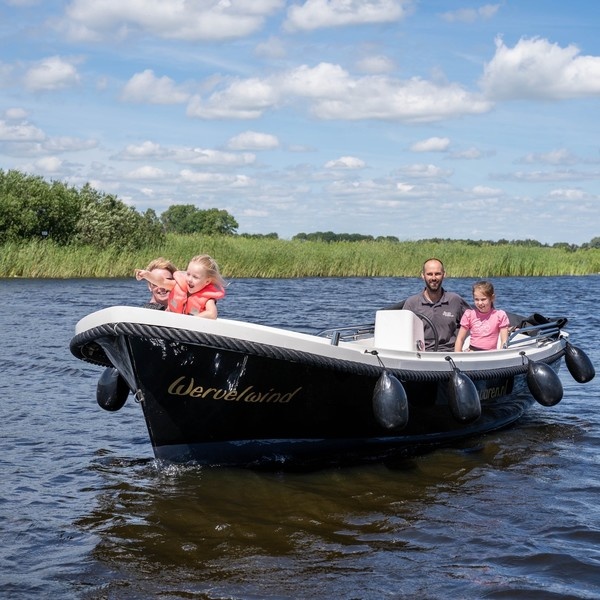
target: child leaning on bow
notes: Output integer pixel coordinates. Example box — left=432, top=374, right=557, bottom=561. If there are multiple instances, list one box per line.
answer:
left=135, top=254, right=226, bottom=319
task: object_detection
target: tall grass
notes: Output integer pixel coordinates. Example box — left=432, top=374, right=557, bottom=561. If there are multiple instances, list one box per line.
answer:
left=1, top=237, right=599, bottom=278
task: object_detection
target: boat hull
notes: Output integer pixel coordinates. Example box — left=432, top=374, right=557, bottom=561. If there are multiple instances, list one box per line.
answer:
left=71, top=307, right=566, bottom=468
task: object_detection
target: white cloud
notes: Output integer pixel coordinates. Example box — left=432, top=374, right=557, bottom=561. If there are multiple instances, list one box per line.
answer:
left=61, top=0, right=284, bottom=42
left=118, top=141, right=167, bottom=160
left=355, top=55, right=395, bottom=74
left=324, top=156, right=366, bottom=169
left=179, top=170, right=253, bottom=187
left=187, top=62, right=491, bottom=122
left=42, top=136, right=98, bottom=153
left=410, top=137, right=450, bottom=152
left=472, top=185, right=502, bottom=196
left=395, top=163, right=452, bottom=179
left=187, top=78, right=278, bottom=119
left=4, top=107, right=28, bottom=120
left=521, top=149, right=577, bottom=165
left=125, top=166, right=167, bottom=179
left=121, top=69, right=190, bottom=104
left=176, top=148, right=256, bottom=166
left=481, top=36, right=600, bottom=100
left=549, top=188, right=588, bottom=200
left=23, top=56, right=81, bottom=91
left=254, top=36, right=287, bottom=59
left=284, top=0, right=408, bottom=32
left=440, top=4, right=500, bottom=23
left=34, top=156, right=63, bottom=172
left=227, top=131, right=280, bottom=150
left=0, top=119, right=45, bottom=141
left=450, top=147, right=485, bottom=160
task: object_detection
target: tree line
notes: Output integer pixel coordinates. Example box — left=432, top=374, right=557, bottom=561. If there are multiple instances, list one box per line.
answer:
left=1, top=169, right=598, bottom=250
left=0, top=170, right=243, bottom=249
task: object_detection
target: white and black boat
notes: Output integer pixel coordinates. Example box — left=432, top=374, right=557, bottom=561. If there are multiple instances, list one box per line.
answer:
left=70, top=306, right=595, bottom=468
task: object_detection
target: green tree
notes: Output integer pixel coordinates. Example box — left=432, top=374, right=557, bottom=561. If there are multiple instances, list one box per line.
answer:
left=161, top=204, right=238, bottom=235
left=0, top=169, right=81, bottom=243
left=74, top=184, right=164, bottom=249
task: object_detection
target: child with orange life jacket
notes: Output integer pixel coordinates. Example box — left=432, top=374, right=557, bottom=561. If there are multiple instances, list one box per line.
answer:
left=135, top=254, right=225, bottom=319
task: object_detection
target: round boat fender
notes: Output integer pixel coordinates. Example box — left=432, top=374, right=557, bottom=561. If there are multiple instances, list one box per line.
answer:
left=525, top=359, right=563, bottom=407
left=447, top=368, right=481, bottom=423
left=564, top=342, right=595, bottom=384
left=96, top=367, right=130, bottom=412
left=372, top=370, right=409, bottom=430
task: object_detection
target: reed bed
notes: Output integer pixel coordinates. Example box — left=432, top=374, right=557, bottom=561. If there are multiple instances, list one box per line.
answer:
left=1, top=237, right=599, bottom=279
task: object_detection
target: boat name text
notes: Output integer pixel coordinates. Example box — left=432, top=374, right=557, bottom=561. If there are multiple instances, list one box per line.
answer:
left=479, top=382, right=508, bottom=400
left=168, top=377, right=302, bottom=404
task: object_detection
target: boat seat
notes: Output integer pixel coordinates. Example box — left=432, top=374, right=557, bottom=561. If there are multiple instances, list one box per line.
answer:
left=374, top=310, right=425, bottom=352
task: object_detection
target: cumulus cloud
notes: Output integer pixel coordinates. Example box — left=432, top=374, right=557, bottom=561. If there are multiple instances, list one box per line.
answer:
left=23, top=56, right=81, bottom=91
left=324, top=156, right=366, bottom=169
left=179, top=170, right=253, bottom=187
left=125, top=166, right=167, bottom=179
left=284, top=0, right=408, bottom=32
left=176, top=148, right=256, bottom=166
left=395, top=163, right=452, bottom=179
left=450, top=147, right=486, bottom=160
left=0, top=119, right=45, bottom=141
left=227, top=131, right=280, bottom=150
left=34, top=156, right=64, bottom=172
left=481, top=36, right=600, bottom=100
left=121, top=69, right=190, bottom=104
left=521, top=148, right=577, bottom=165
left=410, top=137, right=450, bottom=152
left=549, top=188, right=588, bottom=200
left=42, top=136, right=98, bottom=152
left=61, top=0, right=283, bottom=42
left=187, top=62, right=491, bottom=121
left=187, top=77, right=278, bottom=119
left=118, top=141, right=168, bottom=160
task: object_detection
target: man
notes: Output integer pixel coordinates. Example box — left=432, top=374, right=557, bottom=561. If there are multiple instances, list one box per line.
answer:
left=400, top=258, right=470, bottom=352
left=143, top=257, right=176, bottom=309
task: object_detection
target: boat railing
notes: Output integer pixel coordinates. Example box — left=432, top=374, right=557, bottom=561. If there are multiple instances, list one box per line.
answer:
left=318, top=324, right=375, bottom=345
left=319, top=320, right=563, bottom=348
left=506, top=321, right=563, bottom=348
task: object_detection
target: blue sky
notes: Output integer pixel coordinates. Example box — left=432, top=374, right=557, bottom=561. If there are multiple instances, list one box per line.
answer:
left=1, top=1, right=599, bottom=244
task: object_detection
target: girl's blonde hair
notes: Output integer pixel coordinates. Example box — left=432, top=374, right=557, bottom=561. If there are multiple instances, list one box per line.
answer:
left=189, top=254, right=226, bottom=290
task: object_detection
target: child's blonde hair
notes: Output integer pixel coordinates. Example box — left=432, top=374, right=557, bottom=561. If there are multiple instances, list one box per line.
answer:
left=189, top=254, right=226, bottom=290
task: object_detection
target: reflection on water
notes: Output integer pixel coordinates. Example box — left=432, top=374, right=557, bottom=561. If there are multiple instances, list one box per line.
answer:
left=1, top=276, right=600, bottom=599
left=73, top=416, right=598, bottom=599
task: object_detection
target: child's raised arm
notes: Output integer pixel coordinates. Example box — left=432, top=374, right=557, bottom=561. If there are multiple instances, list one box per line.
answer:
left=135, top=269, right=176, bottom=289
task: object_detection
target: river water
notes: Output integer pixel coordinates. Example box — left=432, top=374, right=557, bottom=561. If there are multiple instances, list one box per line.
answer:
left=1, top=276, right=599, bottom=599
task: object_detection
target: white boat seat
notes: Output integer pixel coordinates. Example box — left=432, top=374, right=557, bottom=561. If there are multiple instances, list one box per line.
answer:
left=374, top=310, right=425, bottom=352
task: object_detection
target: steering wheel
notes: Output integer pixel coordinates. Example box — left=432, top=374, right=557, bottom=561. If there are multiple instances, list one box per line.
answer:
left=415, top=313, right=439, bottom=352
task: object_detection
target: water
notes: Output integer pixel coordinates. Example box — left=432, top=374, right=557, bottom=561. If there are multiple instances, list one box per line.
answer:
left=1, top=276, right=599, bottom=599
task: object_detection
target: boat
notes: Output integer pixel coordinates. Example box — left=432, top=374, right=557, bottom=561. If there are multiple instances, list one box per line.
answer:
left=69, top=306, right=595, bottom=468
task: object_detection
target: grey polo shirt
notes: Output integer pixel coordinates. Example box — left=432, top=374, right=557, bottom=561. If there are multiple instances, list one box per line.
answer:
left=402, top=288, right=471, bottom=352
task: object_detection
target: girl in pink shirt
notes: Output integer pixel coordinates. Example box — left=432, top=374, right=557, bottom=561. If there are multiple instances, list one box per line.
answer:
left=454, top=281, right=509, bottom=351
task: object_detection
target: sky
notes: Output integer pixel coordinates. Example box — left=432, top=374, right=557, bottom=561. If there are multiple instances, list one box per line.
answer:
left=1, top=1, right=599, bottom=244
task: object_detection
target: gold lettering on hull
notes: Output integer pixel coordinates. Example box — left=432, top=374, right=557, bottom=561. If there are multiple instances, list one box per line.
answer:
left=167, top=376, right=302, bottom=404
left=479, top=383, right=508, bottom=400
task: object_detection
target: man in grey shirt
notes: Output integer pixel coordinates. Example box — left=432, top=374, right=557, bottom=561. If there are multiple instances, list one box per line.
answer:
left=399, top=258, right=470, bottom=352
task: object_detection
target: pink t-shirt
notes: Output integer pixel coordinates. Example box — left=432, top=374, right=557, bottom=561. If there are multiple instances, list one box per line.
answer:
left=459, top=308, right=510, bottom=350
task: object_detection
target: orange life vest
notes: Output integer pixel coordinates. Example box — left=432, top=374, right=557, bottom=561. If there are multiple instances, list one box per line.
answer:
left=167, top=272, right=225, bottom=316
